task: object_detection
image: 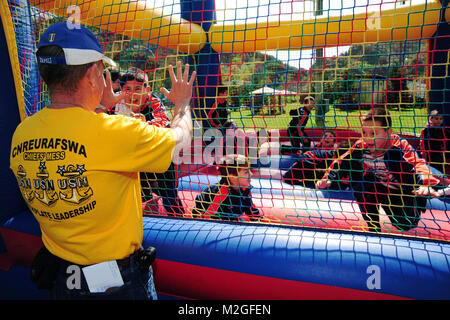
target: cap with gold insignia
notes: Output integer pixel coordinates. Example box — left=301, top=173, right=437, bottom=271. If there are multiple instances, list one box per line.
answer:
left=37, top=22, right=116, bottom=67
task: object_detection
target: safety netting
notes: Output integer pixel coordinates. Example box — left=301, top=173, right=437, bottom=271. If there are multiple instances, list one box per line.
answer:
left=6, top=0, right=450, bottom=241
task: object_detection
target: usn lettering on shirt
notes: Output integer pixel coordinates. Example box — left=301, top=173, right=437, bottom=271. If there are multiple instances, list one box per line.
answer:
left=11, top=137, right=87, bottom=159
left=12, top=137, right=93, bottom=220
left=15, top=161, right=94, bottom=210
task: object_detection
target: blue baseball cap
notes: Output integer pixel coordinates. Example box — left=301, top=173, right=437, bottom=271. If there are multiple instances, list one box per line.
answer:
left=37, top=22, right=116, bottom=67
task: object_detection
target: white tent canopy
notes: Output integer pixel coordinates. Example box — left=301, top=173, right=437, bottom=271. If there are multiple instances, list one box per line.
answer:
left=251, top=86, right=278, bottom=95
left=251, top=87, right=298, bottom=95
left=276, top=89, right=298, bottom=95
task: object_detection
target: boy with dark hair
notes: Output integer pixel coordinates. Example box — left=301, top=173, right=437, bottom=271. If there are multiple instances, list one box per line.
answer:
left=117, top=68, right=184, bottom=216
left=191, top=154, right=261, bottom=222
left=420, top=109, right=450, bottom=175
left=206, top=85, right=246, bottom=159
left=95, top=68, right=122, bottom=113
left=208, top=85, right=230, bottom=129
left=117, top=69, right=170, bottom=127
left=285, top=95, right=315, bottom=155
left=317, top=108, right=440, bottom=233
left=108, top=67, right=122, bottom=92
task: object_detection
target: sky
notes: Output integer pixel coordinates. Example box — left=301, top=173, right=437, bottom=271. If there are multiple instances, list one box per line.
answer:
left=148, top=0, right=426, bottom=70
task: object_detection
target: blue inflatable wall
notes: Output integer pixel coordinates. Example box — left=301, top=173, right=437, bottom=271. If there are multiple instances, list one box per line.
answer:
left=2, top=212, right=450, bottom=299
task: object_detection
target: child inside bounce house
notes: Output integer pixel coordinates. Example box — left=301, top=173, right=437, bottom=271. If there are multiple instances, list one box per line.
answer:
left=191, top=154, right=262, bottom=222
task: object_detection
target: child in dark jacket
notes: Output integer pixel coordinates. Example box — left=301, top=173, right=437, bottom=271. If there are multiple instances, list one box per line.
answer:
left=317, top=108, right=440, bottom=233
left=283, top=129, right=337, bottom=187
left=208, top=85, right=230, bottom=130
left=192, top=154, right=261, bottom=222
left=420, top=109, right=450, bottom=175
left=285, top=95, right=315, bottom=155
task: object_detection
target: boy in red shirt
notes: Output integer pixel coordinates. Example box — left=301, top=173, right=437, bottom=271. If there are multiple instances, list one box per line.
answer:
left=118, top=69, right=184, bottom=216
left=317, top=108, right=440, bottom=232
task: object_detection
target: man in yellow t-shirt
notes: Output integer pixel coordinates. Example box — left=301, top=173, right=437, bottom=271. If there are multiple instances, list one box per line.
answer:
left=9, top=22, right=196, bottom=300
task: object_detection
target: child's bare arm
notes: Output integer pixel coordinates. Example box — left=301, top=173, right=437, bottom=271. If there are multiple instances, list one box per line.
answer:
left=413, top=185, right=440, bottom=197
left=316, top=178, right=331, bottom=189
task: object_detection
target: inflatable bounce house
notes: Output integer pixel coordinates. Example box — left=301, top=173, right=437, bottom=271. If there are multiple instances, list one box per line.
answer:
left=1, top=0, right=450, bottom=299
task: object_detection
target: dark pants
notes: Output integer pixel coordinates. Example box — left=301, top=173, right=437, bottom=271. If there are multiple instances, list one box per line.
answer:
left=428, top=153, right=446, bottom=176
left=354, top=182, right=427, bottom=232
left=50, top=253, right=157, bottom=300
left=283, top=157, right=328, bottom=188
left=287, top=127, right=311, bottom=154
left=141, top=162, right=184, bottom=216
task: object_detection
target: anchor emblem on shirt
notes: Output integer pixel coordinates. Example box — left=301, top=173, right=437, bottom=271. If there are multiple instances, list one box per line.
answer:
left=34, top=162, right=59, bottom=206
left=16, top=165, right=35, bottom=203
left=56, top=164, right=93, bottom=204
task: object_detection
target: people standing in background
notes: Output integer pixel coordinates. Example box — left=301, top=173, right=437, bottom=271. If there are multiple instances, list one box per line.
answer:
left=420, top=109, right=450, bottom=176
left=208, top=85, right=231, bottom=131
left=285, top=95, right=315, bottom=155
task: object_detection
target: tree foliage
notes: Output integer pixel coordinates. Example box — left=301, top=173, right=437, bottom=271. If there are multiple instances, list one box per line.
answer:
left=34, top=16, right=428, bottom=111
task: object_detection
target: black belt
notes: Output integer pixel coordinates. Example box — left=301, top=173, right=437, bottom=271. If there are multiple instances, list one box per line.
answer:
left=30, top=246, right=155, bottom=291
left=115, top=251, right=139, bottom=268
left=60, top=249, right=141, bottom=269
left=65, top=246, right=153, bottom=271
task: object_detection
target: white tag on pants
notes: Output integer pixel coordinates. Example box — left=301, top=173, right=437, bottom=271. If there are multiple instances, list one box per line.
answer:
left=82, top=260, right=124, bottom=293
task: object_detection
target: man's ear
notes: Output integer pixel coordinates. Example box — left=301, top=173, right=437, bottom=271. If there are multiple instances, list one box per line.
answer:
left=84, top=64, right=98, bottom=89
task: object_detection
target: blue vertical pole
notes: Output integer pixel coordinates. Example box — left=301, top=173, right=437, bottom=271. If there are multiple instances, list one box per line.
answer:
left=180, top=0, right=221, bottom=129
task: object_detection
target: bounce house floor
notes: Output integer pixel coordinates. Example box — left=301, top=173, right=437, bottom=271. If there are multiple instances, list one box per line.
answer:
left=144, top=176, right=450, bottom=242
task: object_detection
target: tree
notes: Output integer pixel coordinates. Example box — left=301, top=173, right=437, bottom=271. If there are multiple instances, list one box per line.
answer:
left=387, top=67, right=408, bottom=109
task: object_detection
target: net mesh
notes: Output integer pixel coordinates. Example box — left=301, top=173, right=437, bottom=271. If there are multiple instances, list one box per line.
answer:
left=6, top=0, right=450, bottom=241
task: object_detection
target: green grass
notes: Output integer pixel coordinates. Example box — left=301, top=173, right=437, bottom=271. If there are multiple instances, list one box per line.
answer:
left=230, top=104, right=428, bottom=135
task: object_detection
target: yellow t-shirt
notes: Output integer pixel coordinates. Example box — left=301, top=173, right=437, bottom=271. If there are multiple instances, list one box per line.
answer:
left=10, top=107, right=176, bottom=265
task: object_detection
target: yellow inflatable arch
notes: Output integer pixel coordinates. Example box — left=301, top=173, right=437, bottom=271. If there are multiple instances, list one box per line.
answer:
left=210, top=0, right=443, bottom=52
left=29, top=0, right=207, bottom=54
left=30, top=0, right=443, bottom=54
